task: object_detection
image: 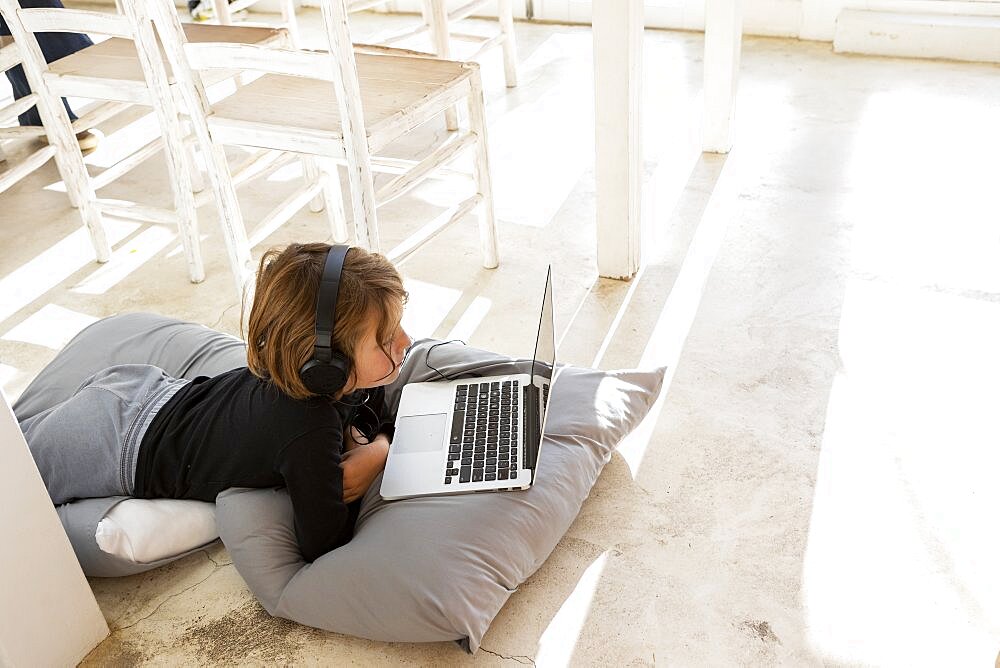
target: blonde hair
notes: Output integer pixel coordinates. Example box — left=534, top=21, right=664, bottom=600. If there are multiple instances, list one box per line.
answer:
left=243, top=243, right=408, bottom=399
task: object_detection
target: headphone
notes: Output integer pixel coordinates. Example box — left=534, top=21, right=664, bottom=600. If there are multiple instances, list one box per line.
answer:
left=300, top=245, right=352, bottom=395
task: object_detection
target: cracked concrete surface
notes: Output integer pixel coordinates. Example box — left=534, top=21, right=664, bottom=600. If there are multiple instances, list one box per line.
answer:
left=2, top=6, right=1000, bottom=666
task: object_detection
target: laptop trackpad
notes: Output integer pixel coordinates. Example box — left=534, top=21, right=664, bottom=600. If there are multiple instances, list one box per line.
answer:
left=393, top=413, right=448, bottom=454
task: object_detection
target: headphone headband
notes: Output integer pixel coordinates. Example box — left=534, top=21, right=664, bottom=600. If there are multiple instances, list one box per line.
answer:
left=313, top=244, right=350, bottom=362
left=300, top=244, right=353, bottom=396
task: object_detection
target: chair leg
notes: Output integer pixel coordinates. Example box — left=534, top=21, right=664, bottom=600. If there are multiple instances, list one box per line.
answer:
left=43, top=104, right=111, bottom=262
left=63, top=174, right=82, bottom=209
left=319, top=158, right=349, bottom=243
left=155, top=99, right=205, bottom=282
left=167, top=157, right=205, bottom=284
left=466, top=72, right=499, bottom=269
left=182, top=121, right=206, bottom=194
left=343, top=149, right=381, bottom=252
left=426, top=0, right=459, bottom=131
left=279, top=0, right=300, bottom=46
left=498, top=0, right=518, bottom=88
left=207, top=144, right=254, bottom=298
left=213, top=0, right=233, bottom=24
left=54, top=148, right=112, bottom=263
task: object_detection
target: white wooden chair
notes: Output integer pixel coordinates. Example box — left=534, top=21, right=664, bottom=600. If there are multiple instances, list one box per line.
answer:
left=0, top=1, right=292, bottom=285
left=211, top=0, right=300, bottom=45
left=208, top=0, right=518, bottom=131
left=418, top=0, right=517, bottom=88
left=209, top=0, right=518, bottom=90
left=0, top=27, right=110, bottom=263
left=145, top=0, right=500, bottom=288
left=360, top=0, right=518, bottom=130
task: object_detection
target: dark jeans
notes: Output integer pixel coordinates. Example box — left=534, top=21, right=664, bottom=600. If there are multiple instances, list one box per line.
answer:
left=1, top=0, right=93, bottom=127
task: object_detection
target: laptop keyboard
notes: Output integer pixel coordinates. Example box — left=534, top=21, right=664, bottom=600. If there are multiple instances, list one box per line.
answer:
left=445, top=380, right=519, bottom=485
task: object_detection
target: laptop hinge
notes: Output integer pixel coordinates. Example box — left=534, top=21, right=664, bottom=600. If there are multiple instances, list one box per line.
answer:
left=523, top=384, right=540, bottom=471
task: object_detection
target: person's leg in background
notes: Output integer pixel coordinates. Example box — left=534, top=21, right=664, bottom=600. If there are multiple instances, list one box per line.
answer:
left=188, top=0, right=241, bottom=23
left=0, top=0, right=99, bottom=150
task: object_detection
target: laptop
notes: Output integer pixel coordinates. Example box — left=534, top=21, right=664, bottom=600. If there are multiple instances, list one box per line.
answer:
left=380, top=267, right=558, bottom=500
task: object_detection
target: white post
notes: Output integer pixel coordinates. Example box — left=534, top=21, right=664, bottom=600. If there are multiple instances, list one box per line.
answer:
left=0, top=391, right=109, bottom=667
left=593, top=0, right=642, bottom=280
left=702, top=0, right=742, bottom=154
left=800, top=0, right=844, bottom=41
left=426, top=0, right=459, bottom=131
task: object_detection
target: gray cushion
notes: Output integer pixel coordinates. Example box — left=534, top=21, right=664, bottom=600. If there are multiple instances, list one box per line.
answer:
left=217, top=339, right=665, bottom=653
left=13, top=313, right=249, bottom=577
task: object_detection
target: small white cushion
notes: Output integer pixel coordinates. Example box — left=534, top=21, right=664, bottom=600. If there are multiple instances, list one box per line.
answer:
left=95, top=498, right=217, bottom=563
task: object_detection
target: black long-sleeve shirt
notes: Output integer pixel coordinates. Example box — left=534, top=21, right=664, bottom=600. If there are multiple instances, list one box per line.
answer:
left=135, top=367, right=384, bottom=562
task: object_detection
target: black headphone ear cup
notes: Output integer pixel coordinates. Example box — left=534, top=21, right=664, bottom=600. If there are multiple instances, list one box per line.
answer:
left=324, top=351, right=351, bottom=395
left=301, top=357, right=350, bottom=395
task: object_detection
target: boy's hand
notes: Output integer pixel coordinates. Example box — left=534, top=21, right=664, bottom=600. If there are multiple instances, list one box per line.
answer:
left=343, top=426, right=366, bottom=452
left=340, top=433, right=390, bottom=503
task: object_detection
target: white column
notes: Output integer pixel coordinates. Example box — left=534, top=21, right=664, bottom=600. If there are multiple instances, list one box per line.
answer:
left=593, top=0, right=643, bottom=280
left=702, top=0, right=743, bottom=154
left=0, top=391, right=108, bottom=667
left=800, top=0, right=846, bottom=41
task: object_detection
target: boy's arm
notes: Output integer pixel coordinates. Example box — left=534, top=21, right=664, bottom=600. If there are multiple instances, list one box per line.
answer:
left=340, top=433, right=390, bottom=502
left=279, top=428, right=353, bottom=562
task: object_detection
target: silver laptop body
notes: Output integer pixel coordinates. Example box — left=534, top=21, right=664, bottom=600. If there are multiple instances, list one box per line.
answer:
left=380, top=267, right=557, bottom=500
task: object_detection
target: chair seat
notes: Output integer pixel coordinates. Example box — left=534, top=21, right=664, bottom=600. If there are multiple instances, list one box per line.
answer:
left=45, top=23, right=288, bottom=102
left=208, top=53, right=474, bottom=155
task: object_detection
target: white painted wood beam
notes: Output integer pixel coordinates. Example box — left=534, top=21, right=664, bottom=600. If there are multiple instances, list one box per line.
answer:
left=593, top=0, right=643, bottom=280
left=702, top=0, right=743, bottom=154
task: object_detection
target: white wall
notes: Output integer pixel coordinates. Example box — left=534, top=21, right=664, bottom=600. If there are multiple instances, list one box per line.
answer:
left=539, top=0, right=802, bottom=36
left=301, top=0, right=531, bottom=19
left=123, top=0, right=1000, bottom=46
left=0, top=392, right=108, bottom=668
left=532, top=0, right=1000, bottom=42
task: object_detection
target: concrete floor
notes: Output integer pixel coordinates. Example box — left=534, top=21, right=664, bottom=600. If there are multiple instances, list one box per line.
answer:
left=2, top=8, right=1000, bottom=666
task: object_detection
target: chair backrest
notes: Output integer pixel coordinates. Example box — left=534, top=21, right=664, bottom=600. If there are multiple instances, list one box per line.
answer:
left=208, top=0, right=300, bottom=46
left=118, top=0, right=255, bottom=296
left=0, top=1, right=95, bottom=125
left=0, top=39, right=46, bottom=132
left=0, top=0, right=169, bottom=107
left=148, top=0, right=367, bottom=151
left=3, top=2, right=133, bottom=39
left=0, top=6, right=77, bottom=192
left=144, top=0, right=375, bottom=247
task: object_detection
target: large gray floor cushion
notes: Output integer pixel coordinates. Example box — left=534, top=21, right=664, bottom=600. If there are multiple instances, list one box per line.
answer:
left=15, top=313, right=664, bottom=651
left=218, top=339, right=665, bottom=652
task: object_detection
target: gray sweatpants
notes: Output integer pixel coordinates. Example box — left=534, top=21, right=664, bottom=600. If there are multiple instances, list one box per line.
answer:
left=19, top=364, right=189, bottom=505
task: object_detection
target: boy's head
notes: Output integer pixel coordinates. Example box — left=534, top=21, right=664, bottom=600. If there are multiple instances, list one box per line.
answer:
left=244, top=243, right=410, bottom=399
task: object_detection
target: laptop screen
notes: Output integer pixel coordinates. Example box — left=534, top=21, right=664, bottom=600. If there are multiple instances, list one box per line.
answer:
left=526, top=266, right=558, bottom=471
left=530, top=266, right=555, bottom=393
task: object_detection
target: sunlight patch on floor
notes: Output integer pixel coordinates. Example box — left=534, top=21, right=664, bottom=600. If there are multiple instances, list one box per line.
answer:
left=488, top=33, right=595, bottom=228
left=802, top=278, right=1000, bottom=666
left=399, top=277, right=462, bottom=341
left=535, top=551, right=609, bottom=668
left=444, top=295, right=491, bottom=341
left=71, top=225, right=178, bottom=295
left=0, top=218, right=138, bottom=324
left=844, top=89, right=1000, bottom=293
left=613, top=152, right=738, bottom=478
left=1, top=303, right=99, bottom=351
